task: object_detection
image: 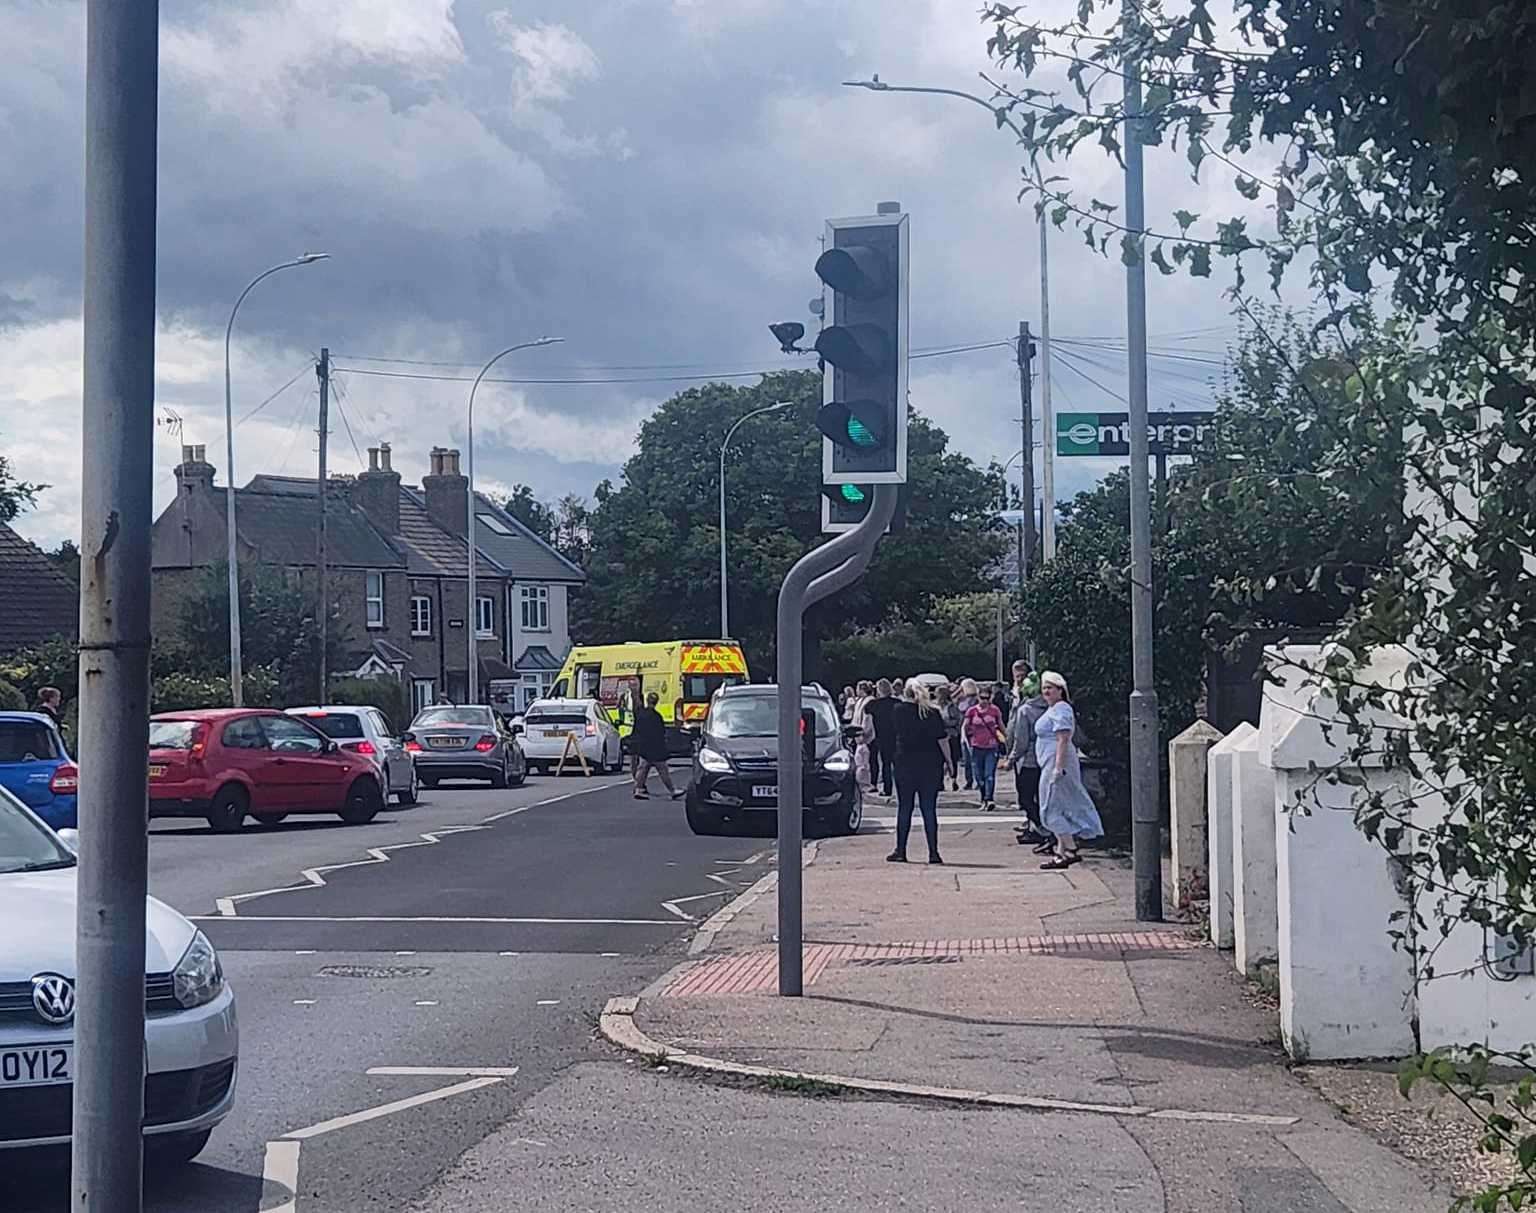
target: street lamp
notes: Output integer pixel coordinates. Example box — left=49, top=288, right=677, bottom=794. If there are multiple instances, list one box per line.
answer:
left=224, top=252, right=329, bottom=706
left=719, top=400, right=792, bottom=638
left=843, top=75, right=1057, bottom=563
left=466, top=337, right=564, bottom=704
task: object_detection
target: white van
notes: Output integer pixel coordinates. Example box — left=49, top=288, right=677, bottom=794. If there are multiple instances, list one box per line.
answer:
left=518, top=699, right=623, bottom=775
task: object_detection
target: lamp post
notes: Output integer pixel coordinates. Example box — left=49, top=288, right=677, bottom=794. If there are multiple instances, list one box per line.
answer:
left=719, top=400, right=792, bottom=638
left=223, top=252, right=329, bottom=706
left=466, top=337, right=564, bottom=704
left=843, top=76, right=1056, bottom=562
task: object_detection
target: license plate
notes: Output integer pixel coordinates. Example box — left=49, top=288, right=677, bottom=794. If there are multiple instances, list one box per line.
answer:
left=0, top=1044, right=72, bottom=1088
left=752, top=785, right=778, bottom=799
left=427, top=737, right=460, bottom=749
left=148, top=764, right=166, bottom=777
left=543, top=730, right=567, bottom=738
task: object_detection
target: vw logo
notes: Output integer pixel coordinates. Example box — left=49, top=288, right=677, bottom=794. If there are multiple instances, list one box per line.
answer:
left=31, top=974, right=75, bottom=1025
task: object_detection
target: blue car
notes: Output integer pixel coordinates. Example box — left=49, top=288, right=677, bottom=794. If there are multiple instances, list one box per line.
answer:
left=0, top=711, right=77, bottom=830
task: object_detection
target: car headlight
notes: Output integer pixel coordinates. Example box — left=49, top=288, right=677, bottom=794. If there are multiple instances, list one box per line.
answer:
left=822, top=748, right=852, bottom=773
left=173, top=930, right=224, bottom=1010
left=697, top=747, right=732, bottom=773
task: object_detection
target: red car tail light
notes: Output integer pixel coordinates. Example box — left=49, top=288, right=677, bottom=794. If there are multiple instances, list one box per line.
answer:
left=584, top=722, right=597, bottom=737
left=50, top=764, right=79, bottom=795
left=404, top=737, right=422, bottom=753
left=189, top=722, right=208, bottom=760
left=473, top=735, right=497, bottom=752
left=350, top=740, right=377, bottom=757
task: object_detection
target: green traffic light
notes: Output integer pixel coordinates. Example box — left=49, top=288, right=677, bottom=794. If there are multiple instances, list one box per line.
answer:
left=839, top=484, right=866, bottom=504
left=845, top=416, right=876, bottom=447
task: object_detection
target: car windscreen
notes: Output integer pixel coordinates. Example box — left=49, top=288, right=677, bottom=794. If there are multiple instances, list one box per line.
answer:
left=524, top=711, right=589, bottom=727
left=708, top=695, right=839, bottom=739
left=682, top=673, right=744, bottom=701
left=411, top=707, right=494, bottom=729
left=148, top=720, right=199, bottom=750
left=0, top=720, right=60, bottom=763
left=0, top=786, right=75, bottom=873
left=297, top=713, right=366, bottom=739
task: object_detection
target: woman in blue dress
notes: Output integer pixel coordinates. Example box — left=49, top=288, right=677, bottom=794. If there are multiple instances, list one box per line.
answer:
left=1034, top=671, right=1103, bottom=869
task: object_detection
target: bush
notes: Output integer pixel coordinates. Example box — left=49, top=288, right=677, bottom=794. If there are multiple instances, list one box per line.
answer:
left=150, top=665, right=280, bottom=713
left=328, top=677, right=409, bottom=734
left=0, top=678, right=25, bottom=711
left=0, top=636, right=79, bottom=707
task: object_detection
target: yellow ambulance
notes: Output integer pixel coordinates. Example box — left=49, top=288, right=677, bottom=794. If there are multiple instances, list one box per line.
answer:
left=549, top=640, right=750, bottom=755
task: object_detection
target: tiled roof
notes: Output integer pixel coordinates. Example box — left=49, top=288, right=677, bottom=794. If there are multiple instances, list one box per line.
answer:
left=469, top=493, right=586, bottom=585
left=209, top=488, right=404, bottom=569
left=396, top=490, right=499, bottom=577
left=515, top=644, right=564, bottom=672
left=0, top=523, right=79, bottom=651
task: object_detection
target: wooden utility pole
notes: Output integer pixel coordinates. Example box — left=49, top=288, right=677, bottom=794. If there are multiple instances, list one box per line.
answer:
left=316, top=347, right=330, bottom=700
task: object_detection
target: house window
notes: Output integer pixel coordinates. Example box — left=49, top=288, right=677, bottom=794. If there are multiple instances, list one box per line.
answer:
left=475, top=595, right=495, bottom=638
left=520, top=584, right=550, bottom=631
left=521, top=673, right=550, bottom=710
left=411, top=679, right=435, bottom=715
left=410, top=595, right=432, bottom=637
left=365, top=571, right=385, bottom=628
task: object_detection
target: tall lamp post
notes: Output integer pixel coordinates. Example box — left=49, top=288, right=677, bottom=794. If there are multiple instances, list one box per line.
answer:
left=466, top=337, right=564, bottom=704
left=224, top=252, right=329, bottom=706
left=843, top=76, right=1056, bottom=562
left=719, top=400, right=792, bottom=638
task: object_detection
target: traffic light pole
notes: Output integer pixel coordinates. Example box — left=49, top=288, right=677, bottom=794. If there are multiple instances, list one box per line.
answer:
left=776, top=484, right=900, bottom=995
left=76, top=0, right=158, bottom=1207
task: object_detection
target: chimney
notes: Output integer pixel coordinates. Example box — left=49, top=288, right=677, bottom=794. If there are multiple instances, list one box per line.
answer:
left=173, top=443, right=216, bottom=496
left=422, top=445, right=468, bottom=535
left=351, top=440, right=401, bottom=534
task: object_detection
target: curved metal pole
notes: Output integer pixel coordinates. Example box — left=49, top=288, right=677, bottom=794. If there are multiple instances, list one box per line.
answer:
left=223, top=253, right=328, bottom=706
left=718, top=400, right=791, bottom=638
left=465, top=337, right=563, bottom=703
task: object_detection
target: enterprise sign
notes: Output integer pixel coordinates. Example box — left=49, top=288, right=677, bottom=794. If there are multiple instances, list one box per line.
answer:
left=1056, top=411, right=1216, bottom=457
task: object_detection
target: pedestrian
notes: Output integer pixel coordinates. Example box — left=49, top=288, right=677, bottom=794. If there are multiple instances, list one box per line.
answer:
left=954, top=677, right=979, bottom=790
left=1035, top=671, right=1103, bottom=868
left=1001, top=662, right=1049, bottom=843
left=866, top=678, right=899, bottom=797
left=630, top=691, right=683, bottom=801
left=33, top=686, right=63, bottom=727
left=962, top=684, right=1005, bottom=810
left=850, top=680, right=876, bottom=788
left=992, top=677, right=1015, bottom=725
left=840, top=685, right=856, bottom=723
left=934, top=684, right=963, bottom=791
left=887, top=682, right=947, bottom=865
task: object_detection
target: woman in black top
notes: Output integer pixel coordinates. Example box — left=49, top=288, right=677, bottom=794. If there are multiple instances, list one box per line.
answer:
left=887, top=683, right=949, bottom=865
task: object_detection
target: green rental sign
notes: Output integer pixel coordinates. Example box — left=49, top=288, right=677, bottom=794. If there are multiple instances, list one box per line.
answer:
left=1055, top=411, right=1216, bottom=457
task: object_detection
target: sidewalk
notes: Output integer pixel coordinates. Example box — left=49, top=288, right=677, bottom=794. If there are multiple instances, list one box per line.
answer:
left=610, top=798, right=1452, bottom=1211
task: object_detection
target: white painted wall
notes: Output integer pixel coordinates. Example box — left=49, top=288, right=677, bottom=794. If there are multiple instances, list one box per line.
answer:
left=1230, top=725, right=1276, bottom=976
left=508, top=581, right=573, bottom=667
left=1206, top=721, right=1253, bottom=952
left=1169, top=719, right=1224, bottom=910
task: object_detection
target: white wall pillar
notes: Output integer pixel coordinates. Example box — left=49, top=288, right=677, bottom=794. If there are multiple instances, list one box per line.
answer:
left=1205, top=721, right=1254, bottom=950
left=1169, top=719, right=1225, bottom=910
left=1231, top=725, right=1276, bottom=975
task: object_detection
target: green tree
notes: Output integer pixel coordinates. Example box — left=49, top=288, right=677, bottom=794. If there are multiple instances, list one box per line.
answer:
left=0, top=453, right=42, bottom=523
left=47, top=540, right=80, bottom=585
left=502, top=484, right=555, bottom=546
left=574, top=370, right=1006, bottom=670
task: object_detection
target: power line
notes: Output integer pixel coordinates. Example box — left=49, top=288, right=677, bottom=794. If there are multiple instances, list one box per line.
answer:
left=329, top=375, right=367, bottom=469
left=235, top=363, right=315, bottom=427
left=1049, top=347, right=1130, bottom=406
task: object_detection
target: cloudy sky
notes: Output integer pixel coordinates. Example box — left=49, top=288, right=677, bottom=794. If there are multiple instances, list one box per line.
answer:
left=2, top=0, right=1266, bottom=550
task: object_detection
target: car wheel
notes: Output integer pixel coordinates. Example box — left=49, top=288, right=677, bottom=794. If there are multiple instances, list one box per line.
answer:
left=339, top=777, right=383, bottom=825
left=490, top=759, right=509, bottom=789
left=145, top=1127, right=213, bottom=1167
left=836, top=786, right=865, bottom=836
left=421, top=775, right=438, bottom=789
left=507, top=752, right=527, bottom=788
left=396, top=767, right=419, bottom=807
left=252, top=813, right=289, bottom=827
left=684, top=795, right=725, bottom=836
left=205, top=785, right=248, bottom=834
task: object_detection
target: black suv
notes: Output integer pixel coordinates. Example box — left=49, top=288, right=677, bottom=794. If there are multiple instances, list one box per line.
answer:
left=683, top=684, right=861, bottom=837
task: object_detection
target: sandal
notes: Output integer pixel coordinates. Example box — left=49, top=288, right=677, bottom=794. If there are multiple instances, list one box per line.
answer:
left=1040, top=853, right=1081, bottom=870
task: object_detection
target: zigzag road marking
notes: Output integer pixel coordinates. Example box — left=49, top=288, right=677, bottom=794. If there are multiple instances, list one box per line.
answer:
left=213, top=784, right=616, bottom=917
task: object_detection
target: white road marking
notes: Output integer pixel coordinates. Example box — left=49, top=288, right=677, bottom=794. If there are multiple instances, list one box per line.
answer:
left=367, top=1066, right=520, bottom=1078
left=600, top=952, right=621, bottom=957
left=499, top=951, right=519, bottom=956
left=293, top=999, right=317, bottom=1006
left=536, top=1000, right=560, bottom=1006
left=415, top=1000, right=439, bottom=1007
left=261, top=1139, right=300, bottom=1213
left=284, top=1077, right=503, bottom=1141
left=211, top=783, right=615, bottom=917
left=294, top=950, right=316, bottom=956
left=195, top=914, right=676, bottom=925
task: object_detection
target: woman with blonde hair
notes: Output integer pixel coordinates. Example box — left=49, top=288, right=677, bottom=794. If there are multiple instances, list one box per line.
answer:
left=887, top=682, right=948, bottom=864
left=1034, top=671, right=1103, bottom=868
left=954, top=677, right=980, bottom=791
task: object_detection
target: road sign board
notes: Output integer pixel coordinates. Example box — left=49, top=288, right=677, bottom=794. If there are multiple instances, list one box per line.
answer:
left=1056, top=411, right=1216, bottom=457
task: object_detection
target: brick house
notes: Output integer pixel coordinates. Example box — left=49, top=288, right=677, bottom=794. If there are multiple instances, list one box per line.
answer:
left=150, top=443, right=584, bottom=714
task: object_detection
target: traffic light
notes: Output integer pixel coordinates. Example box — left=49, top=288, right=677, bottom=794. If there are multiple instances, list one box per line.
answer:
left=814, top=210, right=908, bottom=486
left=820, top=482, right=909, bottom=534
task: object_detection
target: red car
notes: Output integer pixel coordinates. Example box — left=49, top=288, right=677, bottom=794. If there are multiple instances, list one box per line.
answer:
left=148, top=708, right=386, bottom=833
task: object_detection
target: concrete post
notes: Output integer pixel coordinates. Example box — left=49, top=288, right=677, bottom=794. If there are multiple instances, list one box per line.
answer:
left=1205, top=721, right=1254, bottom=949
left=1230, top=725, right=1276, bottom=975
left=1168, top=719, right=1224, bottom=910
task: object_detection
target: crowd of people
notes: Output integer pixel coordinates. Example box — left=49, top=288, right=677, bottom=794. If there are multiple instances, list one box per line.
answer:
left=838, top=663, right=1102, bottom=871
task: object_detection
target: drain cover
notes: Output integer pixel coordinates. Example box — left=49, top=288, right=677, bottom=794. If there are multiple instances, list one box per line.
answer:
left=847, top=955, right=961, bottom=967
left=316, top=964, right=433, bottom=979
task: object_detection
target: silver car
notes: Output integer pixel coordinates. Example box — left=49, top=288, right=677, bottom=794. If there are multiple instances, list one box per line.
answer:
left=287, top=705, right=419, bottom=806
left=404, top=705, right=528, bottom=789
